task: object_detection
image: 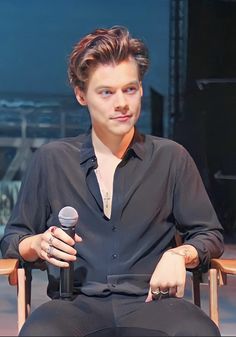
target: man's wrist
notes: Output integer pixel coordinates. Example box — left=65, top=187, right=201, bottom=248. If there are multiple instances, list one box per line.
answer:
left=19, top=234, right=42, bottom=262
left=167, top=245, right=199, bottom=267
left=168, top=248, right=190, bottom=264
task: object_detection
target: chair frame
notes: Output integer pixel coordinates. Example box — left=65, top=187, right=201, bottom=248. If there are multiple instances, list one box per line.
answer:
left=209, top=258, right=236, bottom=327
left=0, top=258, right=47, bottom=333
left=0, top=259, right=27, bottom=332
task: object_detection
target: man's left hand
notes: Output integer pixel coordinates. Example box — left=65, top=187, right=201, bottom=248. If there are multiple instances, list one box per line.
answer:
left=145, top=245, right=199, bottom=302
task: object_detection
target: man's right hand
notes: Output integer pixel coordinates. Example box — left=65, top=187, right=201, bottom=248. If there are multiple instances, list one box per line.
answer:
left=19, top=226, right=82, bottom=267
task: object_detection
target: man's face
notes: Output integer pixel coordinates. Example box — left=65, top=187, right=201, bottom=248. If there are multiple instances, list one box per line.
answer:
left=75, top=58, right=143, bottom=141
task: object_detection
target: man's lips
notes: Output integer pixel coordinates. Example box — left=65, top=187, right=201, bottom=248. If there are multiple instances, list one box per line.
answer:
left=111, top=115, right=132, bottom=122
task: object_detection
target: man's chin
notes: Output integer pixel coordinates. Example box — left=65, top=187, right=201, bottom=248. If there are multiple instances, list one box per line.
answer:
left=110, top=125, right=135, bottom=137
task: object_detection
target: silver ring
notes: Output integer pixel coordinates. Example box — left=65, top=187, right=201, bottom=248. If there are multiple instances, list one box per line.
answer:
left=46, top=245, right=54, bottom=257
left=151, top=288, right=169, bottom=300
left=160, top=290, right=169, bottom=295
left=48, top=235, right=54, bottom=246
left=151, top=288, right=160, bottom=296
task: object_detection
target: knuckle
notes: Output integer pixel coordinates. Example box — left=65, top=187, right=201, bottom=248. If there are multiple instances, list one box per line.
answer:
left=166, top=282, right=175, bottom=288
left=150, top=280, right=158, bottom=288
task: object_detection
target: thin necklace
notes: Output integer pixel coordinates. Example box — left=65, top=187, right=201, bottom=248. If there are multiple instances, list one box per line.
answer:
left=94, top=167, right=112, bottom=215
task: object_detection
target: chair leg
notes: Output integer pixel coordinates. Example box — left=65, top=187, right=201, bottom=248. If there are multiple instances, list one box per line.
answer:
left=191, top=270, right=201, bottom=307
left=17, top=268, right=26, bottom=333
left=209, top=268, right=219, bottom=327
left=25, top=265, right=32, bottom=318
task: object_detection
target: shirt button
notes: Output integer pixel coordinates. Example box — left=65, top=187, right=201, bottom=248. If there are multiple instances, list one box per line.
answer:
left=112, top=253, right=118, bottom=259
left=112, top=283, right=116, bottom=288
left=91, top=156, right=96, bottom=162
left=112, top=226, right=117, bottom=231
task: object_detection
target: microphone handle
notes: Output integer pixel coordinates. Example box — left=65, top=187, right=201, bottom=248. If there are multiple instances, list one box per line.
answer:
left=60, top=225, right=75, bottom=300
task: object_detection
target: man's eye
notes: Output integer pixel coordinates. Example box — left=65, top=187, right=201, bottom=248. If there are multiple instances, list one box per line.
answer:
left=125, top=87, right=137, bottom=94
left=100, top=90, right=112, bottom=97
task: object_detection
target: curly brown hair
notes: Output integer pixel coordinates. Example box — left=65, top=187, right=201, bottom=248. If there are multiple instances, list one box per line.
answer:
left=68, top=26, right=149, bottom=91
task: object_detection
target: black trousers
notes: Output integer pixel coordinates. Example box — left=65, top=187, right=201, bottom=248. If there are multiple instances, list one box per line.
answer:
left=19, top=294, right=221, bottom=336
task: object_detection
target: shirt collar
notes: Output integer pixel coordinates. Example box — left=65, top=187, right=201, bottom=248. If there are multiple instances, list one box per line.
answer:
left=79, top=128, right=96, bottom=165
left=79, top=127, right=146, bottom=165
left=124, top=127, right=145, bottom=161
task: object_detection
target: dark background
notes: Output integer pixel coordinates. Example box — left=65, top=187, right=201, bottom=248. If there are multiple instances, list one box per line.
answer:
left=174, top=0, right=236, bottom=238
left=0, top=0, right=236, bottom=240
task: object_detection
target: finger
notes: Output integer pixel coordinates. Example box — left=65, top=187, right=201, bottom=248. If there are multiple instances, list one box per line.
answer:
left=49, top=236, right=77, bottom=255
left=49, top=226, right=57, bottom=235
left=41, top=250, right=70, bottom=268
left=176, top=284, right=185, bottom=298
left=158, top=288, right=169, bottom=299
left=48, top=234, right=55, bottom=246
left=49, top=228, right=82, bottom=245
left=168, top=286, right=177, bottom=297
left=46, top=245, right=54, bottom=257
left=75, top=234, right=83, bottom=242
left=50, top=227, right=76, bottom=246
left=41, top=240, right=77, bottom=261
left=45, top=244, right=76, bottom=262
left=159, top=287, right=169, bottom=293
left=145, top=288, right=153, bottom=303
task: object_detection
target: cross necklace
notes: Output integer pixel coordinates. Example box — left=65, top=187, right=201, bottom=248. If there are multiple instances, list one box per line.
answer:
left=94, top=167, right=112, bottom=217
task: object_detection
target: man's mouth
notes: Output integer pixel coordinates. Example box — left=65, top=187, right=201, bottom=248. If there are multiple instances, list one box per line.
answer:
left=111, top=115, right=132, bottom=122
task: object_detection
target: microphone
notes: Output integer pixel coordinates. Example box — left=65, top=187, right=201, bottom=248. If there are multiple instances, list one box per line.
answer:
left=58, top=206, right=79, bottom=300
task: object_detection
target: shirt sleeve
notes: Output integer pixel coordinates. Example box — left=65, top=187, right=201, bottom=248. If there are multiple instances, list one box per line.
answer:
left=0, top=146, right=51, bottom=260
left=173, top=146, right=224, bottom=272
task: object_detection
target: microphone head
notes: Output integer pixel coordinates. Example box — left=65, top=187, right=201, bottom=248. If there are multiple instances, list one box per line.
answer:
left=58, top=206, right=79, bottom=228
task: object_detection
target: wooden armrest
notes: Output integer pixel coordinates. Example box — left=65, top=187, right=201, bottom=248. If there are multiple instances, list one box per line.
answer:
left=0, top=258, right=19, bottom=285
left=211, top=258, right=236, bottom=275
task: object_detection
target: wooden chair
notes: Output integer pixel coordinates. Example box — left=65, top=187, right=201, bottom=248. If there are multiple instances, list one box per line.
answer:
left=0, top=258, right=47, bottom=333
left=208, top=258, right=236, bottom=327
left=0, top=258, right=27, bottom=332
left=191, top=258, right=236, bottom=328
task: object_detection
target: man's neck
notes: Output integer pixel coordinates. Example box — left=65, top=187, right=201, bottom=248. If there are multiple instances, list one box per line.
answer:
left=92, top=128, right=134, bottom=159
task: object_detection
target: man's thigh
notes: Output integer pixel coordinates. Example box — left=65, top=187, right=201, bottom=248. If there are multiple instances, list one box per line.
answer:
left=113, top=295, right=220, bottom=336
left=20, top=296, right=114, bottom=336
left=19, top=295, right=220, bottom=336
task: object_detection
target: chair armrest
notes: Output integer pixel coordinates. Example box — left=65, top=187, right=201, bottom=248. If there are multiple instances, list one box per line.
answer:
left=211, top=258, right=236, bottom=275
left=0, top=258, right=19, bottom=285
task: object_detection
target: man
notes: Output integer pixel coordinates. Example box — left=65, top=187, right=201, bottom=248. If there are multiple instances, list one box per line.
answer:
left=1, top=26, right=224, bottom=336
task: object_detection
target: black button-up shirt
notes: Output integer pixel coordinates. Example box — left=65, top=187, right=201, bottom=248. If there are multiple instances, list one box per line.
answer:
left=0, top=129, right=224, bottom=299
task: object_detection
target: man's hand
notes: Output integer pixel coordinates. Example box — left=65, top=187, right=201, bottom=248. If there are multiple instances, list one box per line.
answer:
left=19, top=226, right=82, bottom=268
left=145, top=244, right=199, bottom=302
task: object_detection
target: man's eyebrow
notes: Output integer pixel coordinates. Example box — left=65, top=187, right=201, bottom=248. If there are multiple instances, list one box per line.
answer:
left=95, top=81, right=140, bottom=91
left=123, top=81, right=140, bottom=87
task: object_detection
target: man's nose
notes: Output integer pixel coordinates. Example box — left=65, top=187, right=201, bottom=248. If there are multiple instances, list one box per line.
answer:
left=114, top=92, right=129, bottom=113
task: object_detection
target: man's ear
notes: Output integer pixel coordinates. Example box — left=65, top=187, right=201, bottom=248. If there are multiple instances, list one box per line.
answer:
left=74, top=87, right=87, bottom=106
left=140, top=82, right=143, bottom=97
